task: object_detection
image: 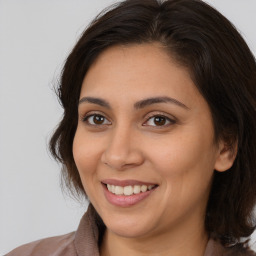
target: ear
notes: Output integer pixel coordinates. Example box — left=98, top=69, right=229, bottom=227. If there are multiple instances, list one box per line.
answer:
left=214, top=139, right=238, bottom=172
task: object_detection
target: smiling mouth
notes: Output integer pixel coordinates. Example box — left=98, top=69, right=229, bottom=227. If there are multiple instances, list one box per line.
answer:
left=101, top=180, right=158, bottom=207
left=105, top=184, right=157, bottom=196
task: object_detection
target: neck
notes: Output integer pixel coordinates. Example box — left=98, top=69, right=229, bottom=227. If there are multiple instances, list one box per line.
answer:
left=100, top=218, right=209, bottom=256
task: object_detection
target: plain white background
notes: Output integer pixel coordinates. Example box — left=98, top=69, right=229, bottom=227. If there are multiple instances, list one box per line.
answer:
left=0, top=0, right=255, bottom=254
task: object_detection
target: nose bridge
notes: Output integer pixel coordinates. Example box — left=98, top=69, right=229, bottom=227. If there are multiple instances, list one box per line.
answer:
left=101, top=122, right=143, bottom=170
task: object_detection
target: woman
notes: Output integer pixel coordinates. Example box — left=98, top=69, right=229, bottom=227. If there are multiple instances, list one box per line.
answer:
left=6, top=0, right=256, bottom=255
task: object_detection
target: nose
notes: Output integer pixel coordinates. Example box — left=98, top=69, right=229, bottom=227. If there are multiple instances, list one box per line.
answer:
left=101, top=125, right=144, bottom=171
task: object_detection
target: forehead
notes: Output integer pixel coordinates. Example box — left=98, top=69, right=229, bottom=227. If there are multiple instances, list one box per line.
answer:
left=80, top=43, right=203, bottom=109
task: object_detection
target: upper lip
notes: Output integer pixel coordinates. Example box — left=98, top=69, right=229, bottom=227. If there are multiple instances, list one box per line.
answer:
left=101, top=179, right=158, bottom=187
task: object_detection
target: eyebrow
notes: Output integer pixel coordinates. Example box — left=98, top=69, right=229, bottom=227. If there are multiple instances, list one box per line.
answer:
left=78, top=96, right=189, bottom=110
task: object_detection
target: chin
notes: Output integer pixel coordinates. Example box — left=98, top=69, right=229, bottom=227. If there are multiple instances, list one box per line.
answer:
left=102, top=212, right=157, bottom=239
left=108, top=223, right=151, bottom=238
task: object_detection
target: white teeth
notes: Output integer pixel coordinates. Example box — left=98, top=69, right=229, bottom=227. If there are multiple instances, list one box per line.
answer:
left=106, top=184, right=156, bottom=195
left=141, top=185, right=147, bottom=192
left=133, top=185, right=141, bottom=194
left=123, top=186, right=133, bottom=196
left=114, top=186, right=123, bottom=195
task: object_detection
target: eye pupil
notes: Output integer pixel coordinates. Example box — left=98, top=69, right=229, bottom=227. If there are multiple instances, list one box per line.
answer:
left=94, top=115, right=104, bottom=124
left=154, top=116, right=166, bottom=126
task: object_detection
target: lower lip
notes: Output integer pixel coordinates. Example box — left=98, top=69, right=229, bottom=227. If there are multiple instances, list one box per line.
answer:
left=102, top=184, right=157, bottom=207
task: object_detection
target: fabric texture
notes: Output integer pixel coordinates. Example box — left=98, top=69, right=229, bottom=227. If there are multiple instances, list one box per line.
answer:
left=6, top=204, right=256, bottom=256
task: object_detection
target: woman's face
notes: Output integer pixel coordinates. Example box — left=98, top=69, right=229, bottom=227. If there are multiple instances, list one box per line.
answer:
left=73, top=43, right=224, bottom=238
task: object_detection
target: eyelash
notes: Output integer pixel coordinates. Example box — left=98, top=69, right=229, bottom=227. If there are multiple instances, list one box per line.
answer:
left=81, top=112, right=176, bottom=128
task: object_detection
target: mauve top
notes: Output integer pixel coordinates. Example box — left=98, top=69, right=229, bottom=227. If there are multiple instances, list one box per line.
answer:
left=5, top=204, right=256, bottom=256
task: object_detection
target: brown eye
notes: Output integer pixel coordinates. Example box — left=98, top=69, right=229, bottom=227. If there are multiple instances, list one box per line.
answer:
left=83, top=114, right=111, bottom=126
left=93, top=115, right=105, bottom=124
left=144, top=115, right=176, bottom=127
left=153, top=116, right=167, bottom=126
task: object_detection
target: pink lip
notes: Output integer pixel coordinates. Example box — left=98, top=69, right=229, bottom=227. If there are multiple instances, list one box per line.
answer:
left=101, top=179, right=157, bottom=187
left=101, top=182, right=158, bottom=207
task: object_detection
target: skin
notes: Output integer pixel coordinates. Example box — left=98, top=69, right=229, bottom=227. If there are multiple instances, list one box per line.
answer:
left=73, top=43, right=236, bottom=256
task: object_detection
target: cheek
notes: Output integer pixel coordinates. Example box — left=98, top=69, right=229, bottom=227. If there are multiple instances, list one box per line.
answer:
left=148, top=134, right=216, bottom=217
left=147, top=129, right=216, bottom=192
left=72, top=129, right=102, bottom=183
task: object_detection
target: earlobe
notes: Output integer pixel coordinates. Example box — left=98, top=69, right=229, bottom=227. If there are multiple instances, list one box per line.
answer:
left=214, top=140, right=238, bottom=172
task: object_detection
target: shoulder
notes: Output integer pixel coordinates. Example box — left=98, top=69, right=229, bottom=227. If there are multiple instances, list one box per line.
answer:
left=5, top=232, right=77, bottom=256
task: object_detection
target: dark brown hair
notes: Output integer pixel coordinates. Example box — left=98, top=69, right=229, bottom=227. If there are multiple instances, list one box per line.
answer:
left=50, top=0, right=256, bottom=246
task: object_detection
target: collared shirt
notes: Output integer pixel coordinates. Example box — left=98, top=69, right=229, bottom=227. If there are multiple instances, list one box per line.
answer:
left=6, top=204, right=256, bottom=256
